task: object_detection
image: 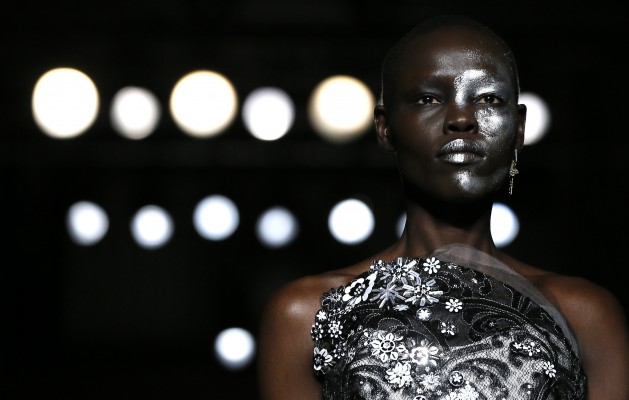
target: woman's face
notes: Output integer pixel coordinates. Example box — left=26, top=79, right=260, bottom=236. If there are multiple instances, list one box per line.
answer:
left=378, top=26, right=525, bottom=203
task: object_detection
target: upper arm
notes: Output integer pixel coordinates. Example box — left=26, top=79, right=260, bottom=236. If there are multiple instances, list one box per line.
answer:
left=257, top=279, right=323, bottom=400
left=558, top=279, right=629, bottom=400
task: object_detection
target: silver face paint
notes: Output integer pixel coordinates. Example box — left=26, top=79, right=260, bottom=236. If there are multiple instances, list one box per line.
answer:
left=448, top=69, right=516, bottom=195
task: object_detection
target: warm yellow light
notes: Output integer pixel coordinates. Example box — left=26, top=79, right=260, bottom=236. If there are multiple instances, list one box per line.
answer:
left=32, top=67, right=100, bottom=138
left=169, top=70, right=238, bottom=138
left=308, top=75, right=375, bottom=144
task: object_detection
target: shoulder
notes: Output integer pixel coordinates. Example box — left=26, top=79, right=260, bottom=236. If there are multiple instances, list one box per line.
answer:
left=537, top=273, right=629, bottom=397
left=533, top=272, right=624, bottom=328
left=502, top=254, right=622, bottom=324
left=257, top=267, right=368, bottom=400
left=261, top=268, right=360, bottom=326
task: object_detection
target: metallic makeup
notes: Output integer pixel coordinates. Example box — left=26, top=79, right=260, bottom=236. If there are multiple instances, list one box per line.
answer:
left=448, top=68, right=516, bottom=193
left=383, top=26, right=522, bottom=202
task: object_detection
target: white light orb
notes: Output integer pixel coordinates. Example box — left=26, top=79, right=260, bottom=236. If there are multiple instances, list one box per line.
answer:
left=491, top=202, right=520, bottom=247
left=242, top=87, right=295, bottom=141
left=32, top=67, right=100, bottom=138
left=110, top=86, right=161, bottom=139
left=169, top=70, right=238, bottom=138
left=256, top=206, right=299, bottom=248
left=328, top=198, right=374, bottom=244
left=520, top=92, right=551, bottom=145
left=193, top=195, right=239, bottom=240
left=214, top=327, right=256, bottom=370
left=66, top=201, right=109, bottom=246
left=130, top=205, right=174, bottom=249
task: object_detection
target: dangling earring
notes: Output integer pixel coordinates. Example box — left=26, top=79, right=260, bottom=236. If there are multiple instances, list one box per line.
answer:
left=508, top=150, right=519, bottom=195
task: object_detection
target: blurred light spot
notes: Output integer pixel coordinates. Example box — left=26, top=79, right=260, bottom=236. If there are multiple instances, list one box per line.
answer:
left=130, top=205, right=174, bottom=249
left=397, top=213, right=406, bottom=238
left=520, top=92, right=550, bottom=145
left=169, top=70, right=238, bottom=138
left=328, top=198, right=374, bottom=244
left=242, top=87, right=294, bottom=141
left=308, top=75, right=375, bottom=143
left=491, top=202, right=520, bottom=247
left=214, top=327, right=256, bottom=370
left=256, top=206, right=298, bottom=248
left=111, top=86, right=161, bottom=139
left=32, top=67, right=99, bottom=138
left=193, top=195, right=239, bottom=240
left=66, top=201, right=109, bottom=246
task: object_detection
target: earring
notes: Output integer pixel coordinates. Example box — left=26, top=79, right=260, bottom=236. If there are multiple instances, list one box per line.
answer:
left=508, top=150, right=519, bottom=195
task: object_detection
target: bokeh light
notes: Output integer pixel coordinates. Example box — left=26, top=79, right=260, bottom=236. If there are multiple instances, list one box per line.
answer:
left=130, top=205, right=174, bottom=249
left=214, top=327, right=256, bottom=370
left=66, top=201, right=109, bottom=246
left=255, top=206, right=299, bottom=248
left=520, top=92, right=551, bottom=145
left=308, top=75, right=375, bottom=143
left=328, top=198, right=374, bottom=244
left=491, top=202, right=520, bottom=247
left=32, top=67, right=99, bottom=138
left=242, top=87, right=295, bottom=141
left=169, top=70, right=238, bottom=138
left=397, top=213, right=406, bottom=238
left=193, top=195, right=240, bottom=241
left=110, top=86, right=161, bottom=139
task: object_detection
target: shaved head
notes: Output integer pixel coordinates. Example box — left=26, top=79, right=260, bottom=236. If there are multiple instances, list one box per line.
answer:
left=380, top=15, right=520, bottom=107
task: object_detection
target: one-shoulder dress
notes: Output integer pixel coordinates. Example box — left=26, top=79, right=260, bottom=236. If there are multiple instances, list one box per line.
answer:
left=310, top=244, right=587, bottom=399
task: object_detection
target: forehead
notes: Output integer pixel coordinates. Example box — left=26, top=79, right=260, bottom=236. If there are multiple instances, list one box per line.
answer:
left=398, top=26, right=514, bottom=83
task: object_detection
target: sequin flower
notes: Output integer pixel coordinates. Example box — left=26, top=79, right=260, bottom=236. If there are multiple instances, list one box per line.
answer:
left=408, top=339, right=440, bottom=366
left=403, top=278, right=443, bottom=306
left=370, top=331, right=404, bottom=362
left=457, top=382, right=480, bottom=400
left=371, top=281, right=405, bottom=308
left=321, top=287, right=344, bottom=311
left=439, top=321, right=458, bottom=337
left=342, top=272, right=377, bottom=307
left=311, top=321, right=325, bottom=341
left=385, top=361, right=412, bottom=388
left=541, top=361, right=557, bottom=378
left=419, top=371, right=441, bottom=390
left=313, top=347, right=333, bottom=371
left=423, top=257, right=441, bottom=274
left=376, top=258, right=420, bottom=285
left=445, top=298, right=463, bottom=313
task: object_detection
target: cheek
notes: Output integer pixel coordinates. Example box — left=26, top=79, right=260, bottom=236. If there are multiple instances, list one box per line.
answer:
left=477, top=109, right=517, bottom=153
left=477, top=109, right=517, bottom=136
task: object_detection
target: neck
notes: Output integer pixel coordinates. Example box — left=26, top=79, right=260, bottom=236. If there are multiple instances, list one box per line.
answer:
left=387, top=197, right=499, bottom=259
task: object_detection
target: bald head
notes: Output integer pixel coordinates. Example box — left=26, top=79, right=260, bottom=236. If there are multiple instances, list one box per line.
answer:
left=380, top=15, right=520, bottom=108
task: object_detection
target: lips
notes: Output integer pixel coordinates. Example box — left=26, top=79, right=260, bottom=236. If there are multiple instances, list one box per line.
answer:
left=437, top=139, right=485, bottom=164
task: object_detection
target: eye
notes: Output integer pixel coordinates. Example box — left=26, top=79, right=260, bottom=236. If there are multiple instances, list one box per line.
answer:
left=416, top=95, right=440, bottom=105
left=478, top=94, right=503, bottom=104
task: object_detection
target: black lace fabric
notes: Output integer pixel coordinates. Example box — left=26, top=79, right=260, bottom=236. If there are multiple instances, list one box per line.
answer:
left=311, top=244, right=587, bottom=399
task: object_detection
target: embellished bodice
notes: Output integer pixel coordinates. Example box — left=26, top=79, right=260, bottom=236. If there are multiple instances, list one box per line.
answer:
left=311, top=245, right=587, bottom=399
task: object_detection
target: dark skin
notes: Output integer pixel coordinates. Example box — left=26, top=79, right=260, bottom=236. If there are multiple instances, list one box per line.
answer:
left=258, top=24, right=629, bottom=400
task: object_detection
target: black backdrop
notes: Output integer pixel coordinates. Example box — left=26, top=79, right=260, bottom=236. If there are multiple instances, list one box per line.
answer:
left=3, top=1, right=628, bottom=399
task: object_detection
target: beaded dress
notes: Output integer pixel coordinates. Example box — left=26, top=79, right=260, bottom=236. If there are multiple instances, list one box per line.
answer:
left=311, top=244, right=587, bottom=399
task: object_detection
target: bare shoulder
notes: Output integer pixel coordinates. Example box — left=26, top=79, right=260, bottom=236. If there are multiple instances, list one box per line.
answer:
left=501, top=254, right=625, bottom=327
left=257, top=267, right=367, bottom=400
left=545, top=274, right=629, bottom=398
left=510, top=258, right=629, bottom=398
left=262, top=269, right=358, bottom=324
left=531, top=270, right=625, bottom=328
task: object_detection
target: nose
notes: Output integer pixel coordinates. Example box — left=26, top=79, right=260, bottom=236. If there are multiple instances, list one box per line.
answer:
left=444, top=104, right=477, bottom=135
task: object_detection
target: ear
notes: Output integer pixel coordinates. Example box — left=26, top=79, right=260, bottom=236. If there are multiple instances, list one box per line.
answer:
left=374, top=104, right=395, bottom=152
left=515, top=103, right=527, bottom=153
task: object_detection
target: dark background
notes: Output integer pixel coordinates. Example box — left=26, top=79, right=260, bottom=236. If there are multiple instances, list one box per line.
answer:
left=3, top=1, right=628, bottom=399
